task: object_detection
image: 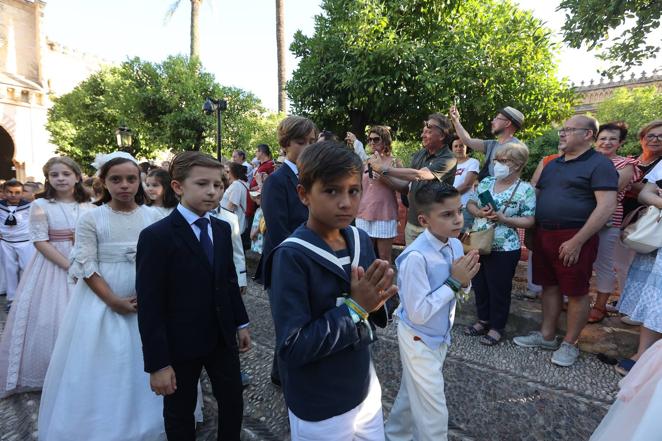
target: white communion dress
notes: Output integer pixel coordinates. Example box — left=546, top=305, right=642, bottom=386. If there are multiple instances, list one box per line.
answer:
left=38, top=204, right=166, bottom=441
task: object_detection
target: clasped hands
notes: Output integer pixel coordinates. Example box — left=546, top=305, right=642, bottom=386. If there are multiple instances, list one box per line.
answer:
left=350, top=259, right=398, bottom=313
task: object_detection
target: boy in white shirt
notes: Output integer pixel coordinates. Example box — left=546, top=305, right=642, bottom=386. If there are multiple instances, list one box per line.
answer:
left=385, top=181, right=480, bottom=441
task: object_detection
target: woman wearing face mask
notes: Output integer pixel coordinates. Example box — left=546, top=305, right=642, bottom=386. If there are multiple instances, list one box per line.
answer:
left=464, top=143, right=536, bottom=345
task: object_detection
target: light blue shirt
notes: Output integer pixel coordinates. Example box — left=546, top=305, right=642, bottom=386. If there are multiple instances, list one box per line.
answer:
left=284, top=159, right=298, bottom=176
left=176, top=203, right=213, bottom=243
left=396, top=229, right=467, bottom=348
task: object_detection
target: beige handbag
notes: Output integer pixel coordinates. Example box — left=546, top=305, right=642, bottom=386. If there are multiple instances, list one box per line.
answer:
left=622, top=205, right=662, bottom=253
left=462, top=181, right=521, bottom=256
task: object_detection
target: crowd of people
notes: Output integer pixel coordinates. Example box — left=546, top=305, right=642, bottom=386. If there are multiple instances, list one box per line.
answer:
left=0, top=108, right=660, bottom=440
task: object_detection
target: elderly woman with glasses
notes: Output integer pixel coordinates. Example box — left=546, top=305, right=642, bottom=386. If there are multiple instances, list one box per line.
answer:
left=615, top=120, right=662, bottom=376
left=464, top=142, right=536, bottom=345
left=356, top=126, right=402, bottom=263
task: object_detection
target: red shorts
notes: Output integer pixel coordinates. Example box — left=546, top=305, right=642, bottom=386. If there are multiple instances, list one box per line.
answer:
left=531, top=228, right=599, bottom=297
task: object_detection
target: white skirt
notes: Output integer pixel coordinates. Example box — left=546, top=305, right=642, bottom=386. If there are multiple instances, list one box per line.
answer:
left=356, top=219, right=397, bottom=239
left=38, top=258, right=165, bottom=441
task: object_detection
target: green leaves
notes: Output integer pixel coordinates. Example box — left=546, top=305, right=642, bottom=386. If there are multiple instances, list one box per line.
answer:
left=47, top=56, right=277, bottom=172
left=595, top=86, right=662, bottom=156
left=559, top=0, right=662, bottom=76
left=288, top=0, right=575, bottom=149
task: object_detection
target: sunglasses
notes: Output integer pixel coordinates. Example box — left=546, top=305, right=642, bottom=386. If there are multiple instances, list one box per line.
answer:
left=368, top=136, right=381, bottom=143
left=423, top=121, right=442, bottom=131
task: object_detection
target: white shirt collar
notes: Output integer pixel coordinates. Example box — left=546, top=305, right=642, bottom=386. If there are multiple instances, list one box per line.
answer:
left=284, top=159, right=298, bottom=176
left=177, top=203, right=211, bottom=226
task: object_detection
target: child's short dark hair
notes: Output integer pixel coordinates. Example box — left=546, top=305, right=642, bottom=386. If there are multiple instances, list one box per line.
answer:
left=298, top=141, right=362, bottom=191
left=4, top=179, right=23, bottom=190
left=414, top=181, right=459, bottom=214
left=169, top=151, right=223, bottom=182
left=146, top=168, right=179, bottom=208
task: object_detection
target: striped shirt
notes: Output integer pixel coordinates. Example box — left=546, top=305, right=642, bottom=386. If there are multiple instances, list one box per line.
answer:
left=610, top=155, right=641, bottom=227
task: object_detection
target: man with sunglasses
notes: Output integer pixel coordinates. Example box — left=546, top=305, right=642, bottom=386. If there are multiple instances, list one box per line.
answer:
left=449, top=105, right=525, bottom=180
left=513, top=115, right=618, bottom=367
left=368, top=113, right=456, bottom=245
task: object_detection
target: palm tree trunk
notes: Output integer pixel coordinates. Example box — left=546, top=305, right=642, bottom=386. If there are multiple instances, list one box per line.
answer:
left=275, top=0, right=286, bottom=113
left=190, top=0, right=202, bottom=59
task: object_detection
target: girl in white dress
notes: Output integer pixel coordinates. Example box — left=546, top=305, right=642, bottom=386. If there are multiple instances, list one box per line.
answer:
left=38, top=152, right=165, bottom=441
left=145, top=167, right=178, bottom=218
left=0, top=157, right=94, bottom=398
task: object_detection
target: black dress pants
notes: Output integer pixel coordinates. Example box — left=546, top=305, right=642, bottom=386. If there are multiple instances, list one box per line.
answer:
left=164, top=340, right=243, bottom=441
left=472, top=249, right=521, bottom=331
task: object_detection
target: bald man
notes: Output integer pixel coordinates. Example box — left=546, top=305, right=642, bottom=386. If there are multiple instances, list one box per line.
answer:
left=514, top=115, right=618, bottom=368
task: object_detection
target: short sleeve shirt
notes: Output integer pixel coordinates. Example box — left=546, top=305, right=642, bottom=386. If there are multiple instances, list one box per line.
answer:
left=535, top=148, right=618, bottom=226
left=407, top=147, right=457, bottom=226
left=483, top=137, right=523, bottom=176
left=453, top=158, right=480, bottom=206
left=470, top=177, right=536, bottom=251
left=644, top=160, right=662, bottom=188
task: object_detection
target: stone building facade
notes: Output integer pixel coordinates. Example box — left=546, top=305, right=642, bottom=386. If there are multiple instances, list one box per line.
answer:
left=574, top=70, right=662, bottom=115
left=0, top=0, right=106, bottom=181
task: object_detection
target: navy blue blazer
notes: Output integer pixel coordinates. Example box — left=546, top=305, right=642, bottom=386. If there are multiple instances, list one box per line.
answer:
left=264, top=224, right=388, bottom=421
left=255, top=164, right=308, bottom=283
left=136, top=208, right=249, bottom=373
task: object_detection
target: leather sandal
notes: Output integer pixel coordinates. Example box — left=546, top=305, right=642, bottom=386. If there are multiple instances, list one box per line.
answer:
left=479, top=330, right=503, bottom=346
left=464, top=321, right=489, bottom=336
left=588, top=306, right=607, bottom=324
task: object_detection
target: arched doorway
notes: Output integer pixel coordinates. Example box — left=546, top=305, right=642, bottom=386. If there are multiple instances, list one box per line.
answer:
left=0, top=126, right=16, bottom=180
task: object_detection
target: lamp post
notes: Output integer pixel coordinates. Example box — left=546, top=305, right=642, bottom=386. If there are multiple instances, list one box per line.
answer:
left=203, top=97, right=227, bottom=161
left=115, top=126, right=133, bottom=152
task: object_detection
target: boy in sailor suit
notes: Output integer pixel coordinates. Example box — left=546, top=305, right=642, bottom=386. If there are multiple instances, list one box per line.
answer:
left=264, top=141, right=397, bottom=440
left=0, top=179, right=35, bottom=311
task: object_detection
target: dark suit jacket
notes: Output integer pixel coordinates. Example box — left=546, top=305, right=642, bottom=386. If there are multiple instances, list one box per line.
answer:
left=263, top=225, right=388, bottom=421
left=136, top=208, right=249, bottom=373
left=254, top=164, right=308, bottom=283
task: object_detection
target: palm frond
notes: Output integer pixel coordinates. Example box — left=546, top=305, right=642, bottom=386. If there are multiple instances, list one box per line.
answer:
left=163, top=0, right=183, bottom=24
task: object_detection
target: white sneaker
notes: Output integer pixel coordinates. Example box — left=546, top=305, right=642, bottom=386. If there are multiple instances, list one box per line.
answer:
left=551, top=342, right=580, bottom=367
left=523, top=289, right=540, bottom=299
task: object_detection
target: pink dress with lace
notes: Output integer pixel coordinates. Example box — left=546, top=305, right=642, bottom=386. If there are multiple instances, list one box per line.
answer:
left=0, top=198, right=94, bottom=398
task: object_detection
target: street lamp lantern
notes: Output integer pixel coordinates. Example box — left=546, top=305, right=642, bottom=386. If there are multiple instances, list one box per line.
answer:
left=203, top=98, right=227, bottom=161
left=115, top=126, right=133, bottom=150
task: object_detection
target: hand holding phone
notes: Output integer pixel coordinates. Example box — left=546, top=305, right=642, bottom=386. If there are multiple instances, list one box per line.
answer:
left=478, top=190, right=497, bottom=211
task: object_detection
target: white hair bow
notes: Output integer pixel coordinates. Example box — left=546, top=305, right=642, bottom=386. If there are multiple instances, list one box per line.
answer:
left=91, top=151, right=139, bottom=171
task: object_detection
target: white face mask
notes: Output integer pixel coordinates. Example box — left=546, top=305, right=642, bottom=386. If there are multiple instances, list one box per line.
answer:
left=493, top=162, right=510, bottom=179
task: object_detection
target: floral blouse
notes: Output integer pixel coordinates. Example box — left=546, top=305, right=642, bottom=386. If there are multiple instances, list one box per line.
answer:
left=470, top=177, right=536, bottom=252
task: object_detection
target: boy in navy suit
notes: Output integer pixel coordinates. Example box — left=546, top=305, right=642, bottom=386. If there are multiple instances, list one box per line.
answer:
left=256, top=115, right=317, bottom=386
left=136, top=151, right=251, bottom=441
left=264, top=141, right=397, bottom=440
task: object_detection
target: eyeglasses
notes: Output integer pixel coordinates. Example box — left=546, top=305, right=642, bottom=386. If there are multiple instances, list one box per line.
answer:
left=494, top=116, right=510, bottom=123
left=368, top=136, right=381, bottom=143
left=645, top=134, right=662, bottom=142
left=557, top=127, right=589, bottom=136
left=423, top=121, right=442, bottom=131
left=493, top=158, right=514, bottom=164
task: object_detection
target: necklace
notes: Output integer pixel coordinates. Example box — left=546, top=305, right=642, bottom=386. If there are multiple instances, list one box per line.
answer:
left=55, top=201, right=80, bottom=243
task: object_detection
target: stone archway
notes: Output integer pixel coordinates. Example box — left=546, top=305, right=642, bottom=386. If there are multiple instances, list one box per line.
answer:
left=0, top=125, right=16, bottom=180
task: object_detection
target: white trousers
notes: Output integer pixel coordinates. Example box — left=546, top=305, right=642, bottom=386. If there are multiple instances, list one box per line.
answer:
left=385, top=321, right=449, bottom=441
left=1, top=241, right=35, bottom=301
left=288, top=363, right=384, bottom=441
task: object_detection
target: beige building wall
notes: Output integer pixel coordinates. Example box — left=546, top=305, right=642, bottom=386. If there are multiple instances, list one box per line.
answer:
left=0, top=0, right=106, bottom=181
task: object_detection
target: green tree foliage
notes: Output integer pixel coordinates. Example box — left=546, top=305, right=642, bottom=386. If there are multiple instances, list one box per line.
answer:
left=559, top=0, right=661, bottom=76
left=595, top=86, right=662, bottom=156
left=288, top=0, right=575, bottom=158
left=47, top=56, right=277, bottom=171
left=522, top=128, right=560, bottom=180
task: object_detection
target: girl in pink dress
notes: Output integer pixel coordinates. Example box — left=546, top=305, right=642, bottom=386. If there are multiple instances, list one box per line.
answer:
left=0, top=157, right=94, bottom=398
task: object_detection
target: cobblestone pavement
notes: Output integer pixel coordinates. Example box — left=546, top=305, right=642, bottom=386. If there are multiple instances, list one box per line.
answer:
left=0, top=275, right=621, bottom=441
